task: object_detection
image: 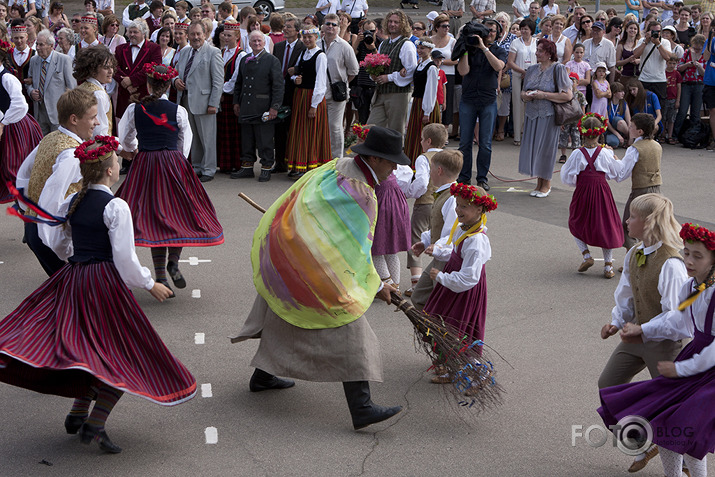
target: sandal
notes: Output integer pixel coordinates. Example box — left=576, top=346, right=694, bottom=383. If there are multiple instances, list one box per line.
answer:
left=513, top=140, right=521, bottom=146
left=495, top=131, right=505, bottom=141
left=667, top=137, right=677, bottom=145
left=559, top=154, right=567, bottom=164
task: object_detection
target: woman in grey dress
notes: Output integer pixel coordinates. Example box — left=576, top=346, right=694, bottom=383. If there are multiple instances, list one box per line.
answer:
left=518, top=38, right=572, bottom=198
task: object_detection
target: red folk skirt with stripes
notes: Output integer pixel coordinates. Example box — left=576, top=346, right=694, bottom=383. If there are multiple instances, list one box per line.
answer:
left=116, top=149, right=224, bottom=247
left=217, top=93, right=241, bottom=172
left=286, top=88, right=331, bottom=172
left=0, top=261, right=197, bottom=405
left=403, top=98, right=441, bottom=169
left=0, top=115, right=42, bottom=203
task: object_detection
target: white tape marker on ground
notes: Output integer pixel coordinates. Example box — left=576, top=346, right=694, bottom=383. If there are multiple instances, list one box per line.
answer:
left=205, top=427, right=218, bottom=444
left=194, top=333, right=205, bottom=344
left=192, top=289, right=201, bottom=298
left=201, top=383, right=213, bottom=398
left=179, top=257, right=212, bottom=266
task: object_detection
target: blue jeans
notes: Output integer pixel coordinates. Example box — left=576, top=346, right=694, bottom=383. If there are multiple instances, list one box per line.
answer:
left=674, top=82, right=704, bottom=137
left=458, top=99, right=498, bottom=184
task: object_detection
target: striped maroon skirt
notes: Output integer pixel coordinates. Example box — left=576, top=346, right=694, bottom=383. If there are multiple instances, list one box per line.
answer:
left=217, top=93, right=241, bottom=172
left=404, top=98, right=441, bottom=169
left=0, top=115, right=43, bottom=203
left=286, top=88, right=331, bottom=172
left=0, top=261, right=197, bottom=405
left=116, top=149, right=224, bottom=247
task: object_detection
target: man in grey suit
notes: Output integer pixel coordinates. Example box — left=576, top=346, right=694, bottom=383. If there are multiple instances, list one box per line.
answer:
left=174, top=20, right=223, bottom=183
left=231, top=31, right=284, bottom=183
left=26, top=30, right=77, bottom=135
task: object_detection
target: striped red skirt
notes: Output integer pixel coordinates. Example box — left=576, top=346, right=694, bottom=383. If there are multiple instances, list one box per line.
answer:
left=217, top=93, right=241, bottom=172
left=0, top=115, right=43, bottom=203
left=116, top=149, right=224, bottom=247
left=0, top=261, right=197, bottom=405
left=403, top=98, right=441, bottom=169
left=286, top=88, right=331, bottom=172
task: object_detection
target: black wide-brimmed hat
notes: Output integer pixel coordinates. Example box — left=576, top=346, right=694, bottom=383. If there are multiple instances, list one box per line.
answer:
left=352, top=126, right=411, bottom=166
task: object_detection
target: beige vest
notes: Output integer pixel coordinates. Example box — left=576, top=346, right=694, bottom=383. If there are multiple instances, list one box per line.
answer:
left=78, top=81, right=113, bottom=133
left=26, top=131, right=81, bottom=217
left=631, top=139, right=662, bottom=190
left=429, top=187, right=452, bottom=244
left=414, top=150, right=439, bottom=206
left=628, top=244, right=682, bottom=325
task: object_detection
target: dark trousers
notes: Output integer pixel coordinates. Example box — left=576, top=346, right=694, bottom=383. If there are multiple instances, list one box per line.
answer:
left=240, top=122, right=275, bottom=169
left=25, top=222, right=65, bottom=277
left=274, top=116, right=291, bottom=170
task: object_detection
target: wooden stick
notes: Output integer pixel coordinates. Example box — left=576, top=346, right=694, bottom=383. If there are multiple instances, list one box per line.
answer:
left=238, top=192, right=267, bottom=214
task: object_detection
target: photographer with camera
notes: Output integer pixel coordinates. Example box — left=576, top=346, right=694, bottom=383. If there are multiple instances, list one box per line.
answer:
left=352, top=19, right=382, bottom=124
left=454, top=19, right=507, bottom=188
left=633, top=21, right=673, bottom=102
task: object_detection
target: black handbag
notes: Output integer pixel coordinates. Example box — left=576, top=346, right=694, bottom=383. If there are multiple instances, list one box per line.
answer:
left=551, top=64, right=582, bottom=126
left=323, top=42, right=348, bottom=101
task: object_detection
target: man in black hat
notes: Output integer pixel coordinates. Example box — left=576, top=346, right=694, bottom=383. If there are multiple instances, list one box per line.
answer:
left=232, top=126, right=410, bottom=431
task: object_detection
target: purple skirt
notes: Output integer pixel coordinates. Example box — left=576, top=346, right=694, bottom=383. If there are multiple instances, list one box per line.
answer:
left=116, top=149, right=224, bottom=247
left=0, top=115, right=42, bottom=203
left=0, top=261, right=197, bottom=405
left=424, top=242, right=487, bottom=352
left=372, top=174, right=410, bottom=255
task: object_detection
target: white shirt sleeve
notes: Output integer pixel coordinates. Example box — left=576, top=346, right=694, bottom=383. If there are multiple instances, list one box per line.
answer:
left=592, top=147, right=623, bottom=179
left=560, top=148, right=585, bottom=187
left=393, top=165, right=414, bottom=194
left=436, top=232, right=491, bottom=293
left=1, top=72, right=29, bottom=125
left=640, top=259, right=691, bottom=341
left=387, top=40, right=417, bottom=86
left=122, top=5, right=132, bottom=28
left=404, top=155, right=430, bottom=199
left=15, top=146, right=39, bottom=197
left=431, top=234, right=454, bottom=261
left=37, top=149, right=81, bottom=216
left=118, top=103, right=138, bottom=152
left=177, top=104, right=193, bottom=158
left=105, top=198, right=155, bottom=290
left=421, top=64, right=438, bottom=115
left=674, top=287, right=715, bottom=377
left=311, top=52, right=328, bottom=107
left=224, top=50, right=247, bottom=94
left=616, top=144, right=640, bottom=182
left=420, top=194, right=457, bottom=246
left=93, top=89, right=111, bottom=137
left=611, top=246, right=636, bottom=329
left=40, top=193, right=74, bottom=260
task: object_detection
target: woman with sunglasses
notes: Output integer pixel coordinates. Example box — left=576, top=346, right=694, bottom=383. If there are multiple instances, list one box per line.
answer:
left=45, top=2, right=70, bottom=36
left=98, top=14, right=124, bottom=54
left=577, top=14, right=594, bottom=43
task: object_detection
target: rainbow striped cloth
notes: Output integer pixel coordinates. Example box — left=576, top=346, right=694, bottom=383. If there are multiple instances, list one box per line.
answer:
left=251, top=160, right=381, bottom=330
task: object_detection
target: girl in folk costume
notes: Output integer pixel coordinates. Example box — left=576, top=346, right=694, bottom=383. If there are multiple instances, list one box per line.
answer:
left=217, top=22, right=246, bottom=173
left=74, top=45, right=116, bottom=137
left=403, top=37, right=441, bottom=166
left=8, top=22, right=34, bottom=106
left=424, top=183, right=497, bottom=384
left=168, top=22, right=189, bottom=104
left=0, top=137, right=196, bottom=454
left=599, top=224, right=715, bottom=477
left=69, top=14, right=101, bottom=60
left=117, top=64, right=224, bottom=296
left=560, top=113, right=624, bottom=279
left=0, top=39, right=42, bottom=203
left=286, top=25, right=331, bottom=179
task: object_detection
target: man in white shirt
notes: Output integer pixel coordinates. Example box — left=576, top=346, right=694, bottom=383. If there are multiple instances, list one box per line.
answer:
left=339, top=0, right=368, bottom=34
left=367, top=10, right=417, bottom=136
left=582, top=21, right=617, bottom=82
left=563, top=6, right=585, bottom=44
left=122, top=0, right=151, bottom=30
left=633, top=21, right=672, bottom=101
left=321, top=13, right=359, bottom=160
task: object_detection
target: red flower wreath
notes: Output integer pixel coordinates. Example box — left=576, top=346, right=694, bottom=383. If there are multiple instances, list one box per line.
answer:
left=680, top=223, right=715, bottom=251
left=351, top=123, right=370, bottom=140
left=74, top=136, right=119, bottom=164
left=143, top=62, right=178, bottom=82
left=0, top=40, right=13, bottom=53
left=450, top=183, right=498, bottom=212
left=577, top=112, right=608, bottom=138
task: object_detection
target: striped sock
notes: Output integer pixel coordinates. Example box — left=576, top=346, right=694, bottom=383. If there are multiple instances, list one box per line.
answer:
left=69, top=397, right=92, bottom=418
left=151, top=247, right=167, bottom=282
left=167, top=247, right=182, bottom=264
left=86, top=386, right=123, bottom=429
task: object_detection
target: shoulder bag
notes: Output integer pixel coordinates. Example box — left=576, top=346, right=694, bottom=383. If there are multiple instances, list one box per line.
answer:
left=551, top=64, right=582, bottom=125
left=323, top=42, right=348, bottom=102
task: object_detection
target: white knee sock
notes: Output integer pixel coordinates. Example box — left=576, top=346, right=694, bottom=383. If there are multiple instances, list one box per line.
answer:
left=659, top=447, right=685, bottom=477
left=683, top=454, right=707, bottom=477
left=385, top=254, right=401, bottom=287
left=574, top=238, right=590, bottom=257
left=373, top=255, right=390, bottom=282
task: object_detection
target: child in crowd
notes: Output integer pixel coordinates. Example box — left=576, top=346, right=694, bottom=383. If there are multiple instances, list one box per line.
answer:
left=599, top=222, right=714, bottom=477
left=662, top=55, right=682, bottom=144
left=605, top=81, right=631, bottom=148
left=590, top=62, right=611, bottom=117
left=0, top=137, right=196, bottom=454
left=614, top=113, right=663, bottom=251
left=410, top=150, right=462, bottom=310
left=558, top=71, right=588, bottom=163
left=565, top=43, right=591, bottom=97
left=626, top=79, right=662, bottom=137
left=560, top=113, right=624, bottom=279
left=396, top=123, right=447, bottom=297
left=424, top=183, right=497, bottom=384
left=431, top=50, right=447, bottom=117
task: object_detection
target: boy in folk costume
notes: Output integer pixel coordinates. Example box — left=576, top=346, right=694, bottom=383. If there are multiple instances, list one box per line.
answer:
left=74, top=45, right=116, bottom=137
left=217, top=22, right=246, bottom=174
left=16, top=89, right=100, bottom=276
left=8, top=22, right=34, bottom=107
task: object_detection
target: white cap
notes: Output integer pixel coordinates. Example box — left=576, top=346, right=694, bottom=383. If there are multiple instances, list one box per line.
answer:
left=426, top=11, right=439, bottom=22
left=593, top=61, right=608, bottom=71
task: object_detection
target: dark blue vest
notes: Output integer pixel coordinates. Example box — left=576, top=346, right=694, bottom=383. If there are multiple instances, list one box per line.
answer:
left=135, top=99, right=180, bottom=151
left=0, top=70, right=11, bottom=114
left=68, top=189, right=115, bottom=263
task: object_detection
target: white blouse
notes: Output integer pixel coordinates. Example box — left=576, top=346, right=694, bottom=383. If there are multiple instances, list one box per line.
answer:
left=560, top=146, right=625, bottom=186
left=0, top=65, right=29, bottom=126
left=399, top=148, right=442, bottom=199
left=416, top=59, right=439, bottom=115
left=420, top=182, right=457, bottom=247
left=294, top=46, right=328, bottom=108
left=509, top=37, right=537, bottom=75
left=512, top=0, right=530, bottom=17
left=87, top=78, right=112, bottom=138
left=432, top=36, right=456, bottom=75
left=118, top=97, right=192, bottom=159
left=432, top=226, right=491, bottom=293
left=42, top=183, right=155, bottom=291
left=642, top=280, right=715, bottom=377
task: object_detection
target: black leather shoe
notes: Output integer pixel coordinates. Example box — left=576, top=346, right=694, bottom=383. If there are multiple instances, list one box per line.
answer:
left=230, top=168, right=254, bottom=179
left=477, top=181, right=490, bottom=191
left=79, top=423, right=122, bottom=454
left=199, top=175, right=214, bottom=183
left=157, top=279, right=175, bottom=298
left=258, top=169, right=271, bottom=182
left=166, top=261, right=186, bottom=289
left=65, top=414, right=86, bottom=435
left=291, top=172, right=304, bottom=180
left=272, top=164, right=288, bottom=173
left=287, top=170, right=298, bottom=177
left=343, top=381, right=402, bottom=430
left=249, top=368, right=295, bottom=392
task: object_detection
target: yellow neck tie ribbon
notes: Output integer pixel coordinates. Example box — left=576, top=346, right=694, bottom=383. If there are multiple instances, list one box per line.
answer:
left=447, top=214, right=486, bottom=248
left=678, top=273, right=715, bottom=311
left=635, top=248, right=647, bottom=267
